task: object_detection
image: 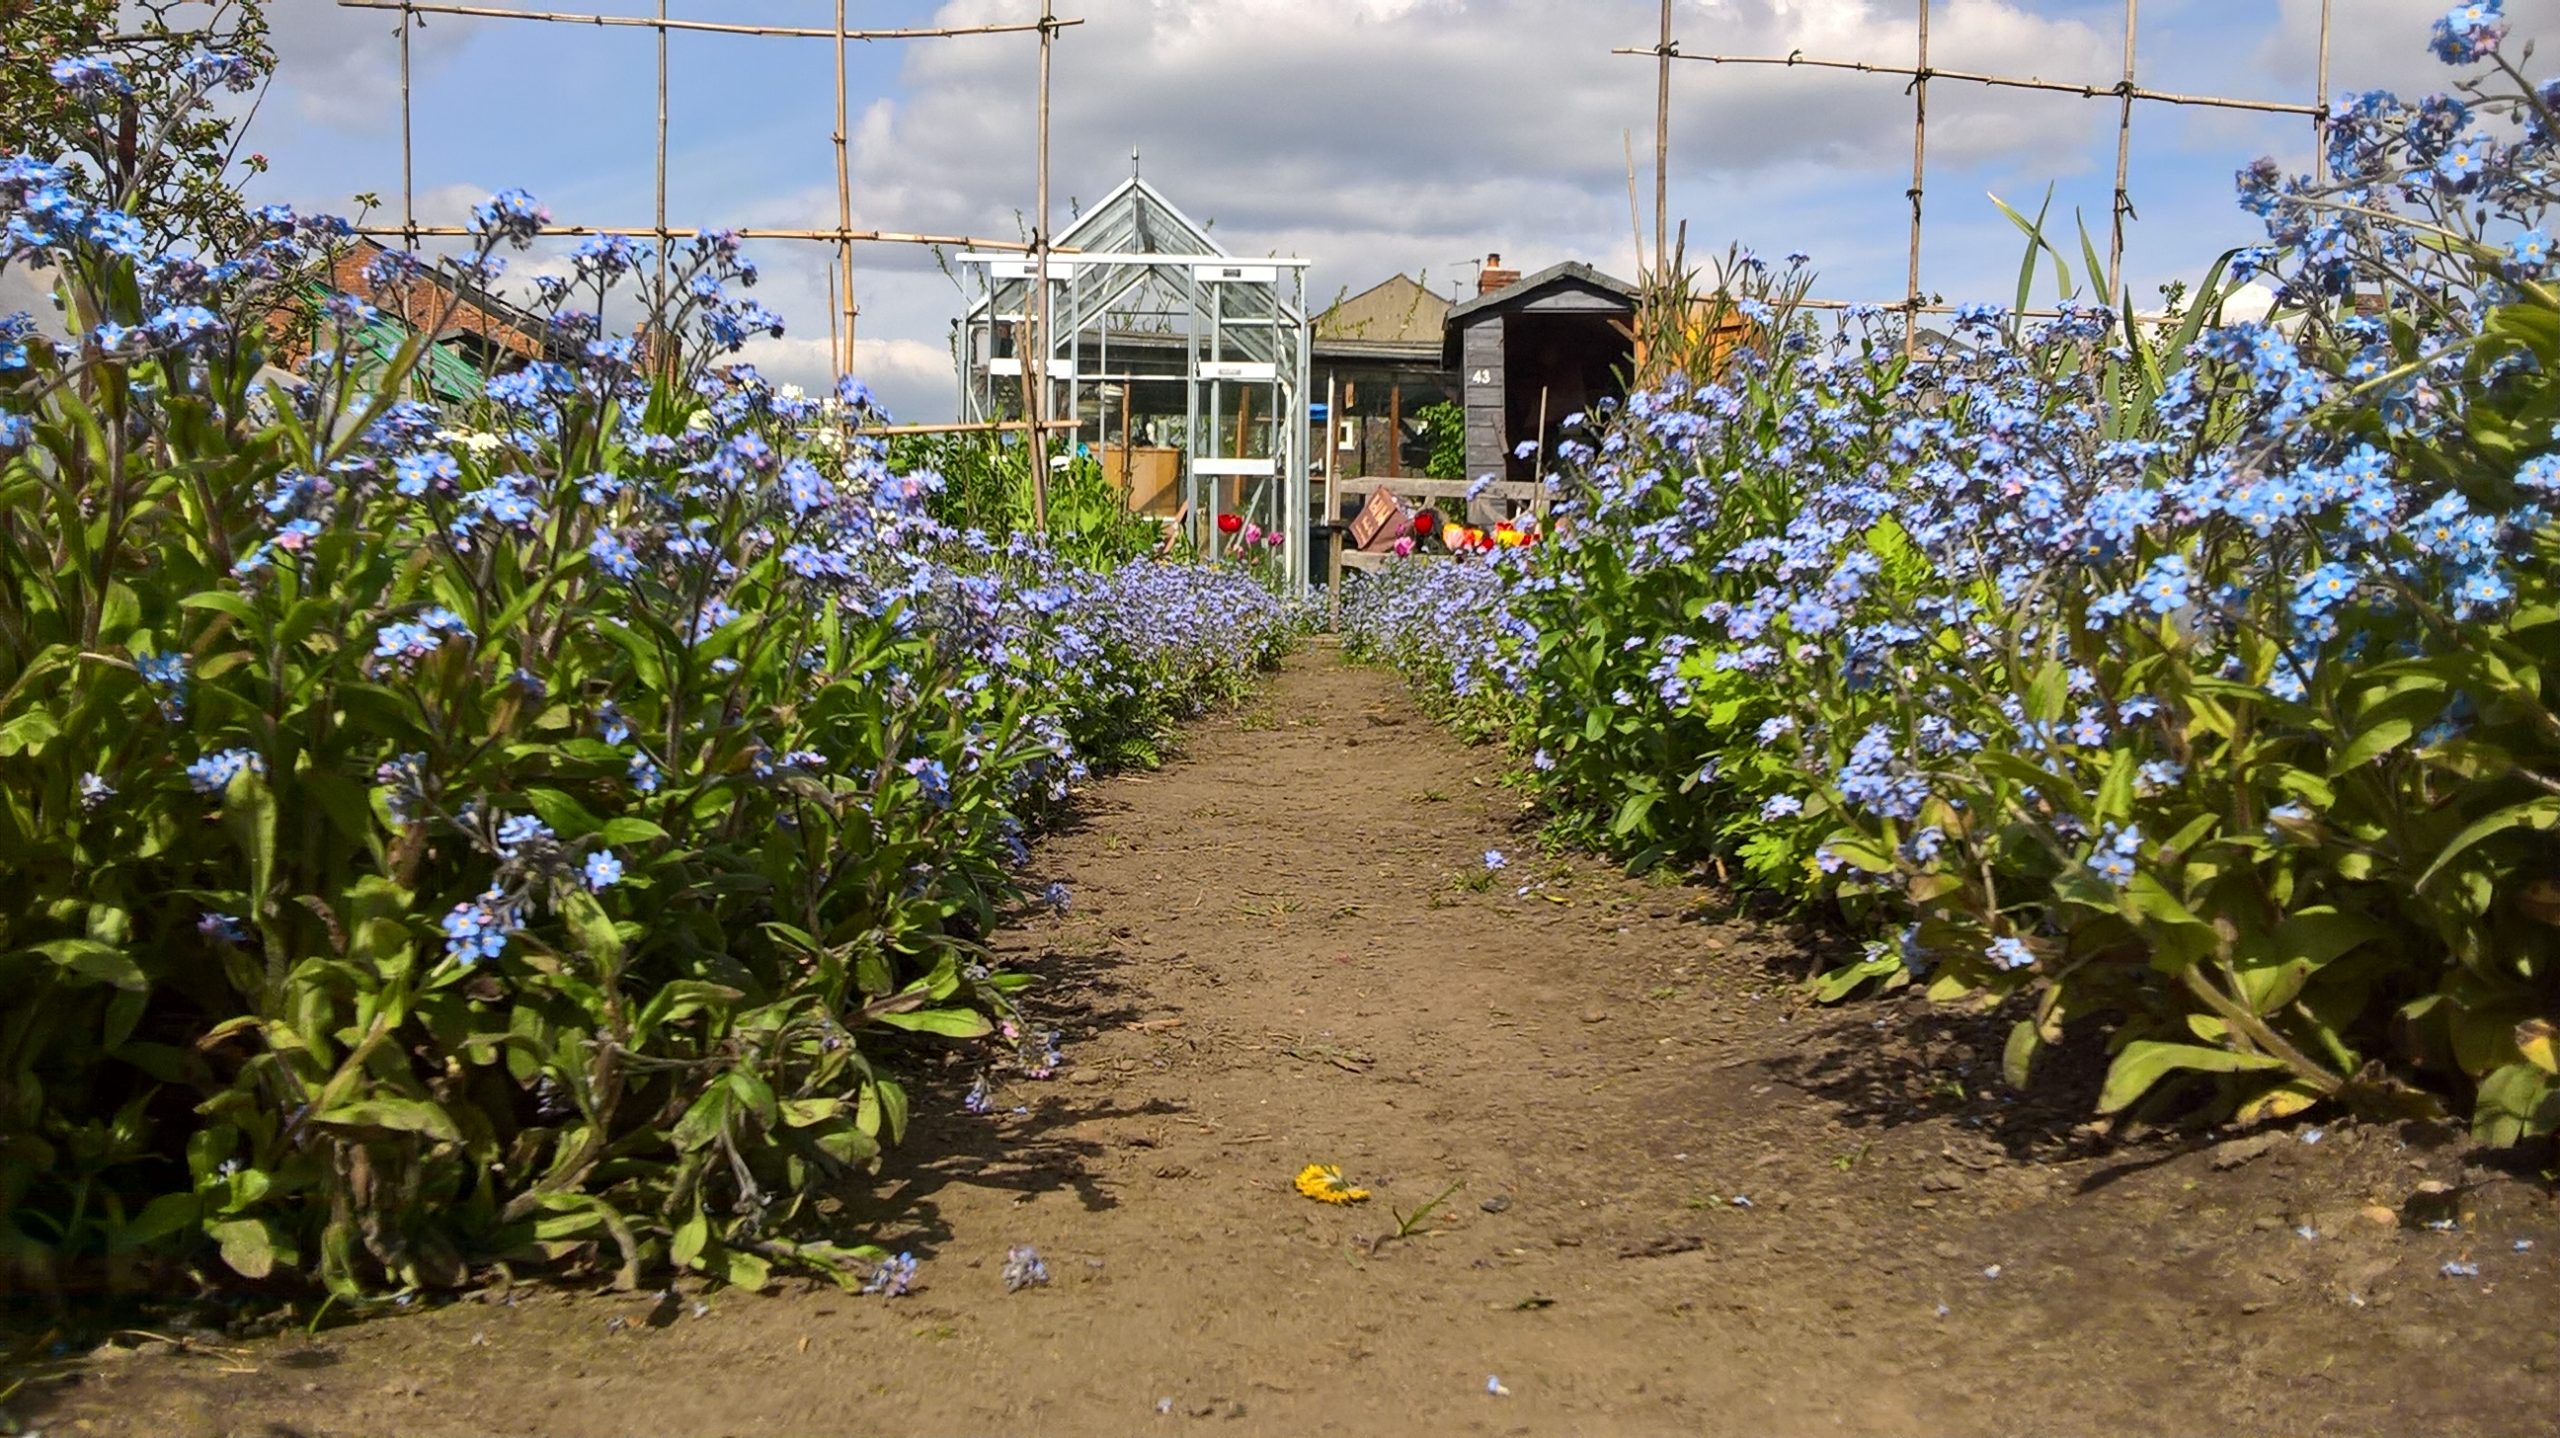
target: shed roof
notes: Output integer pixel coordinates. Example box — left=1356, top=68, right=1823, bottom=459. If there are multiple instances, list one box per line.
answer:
left=1444, top=261, right=1637, bottom=326
left=1440, top=261, right=1637, bottom=367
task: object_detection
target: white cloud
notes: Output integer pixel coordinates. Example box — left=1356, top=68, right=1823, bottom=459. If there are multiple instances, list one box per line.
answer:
left=0, top=263, right=67, bottom=338
left=852, top=0, right=2116, bottom=266
left=795, top=0, right=2136, bottom=415
left=2256, top=0, right=2478, bottom=97
left=262, top=0, right=482, bottom=129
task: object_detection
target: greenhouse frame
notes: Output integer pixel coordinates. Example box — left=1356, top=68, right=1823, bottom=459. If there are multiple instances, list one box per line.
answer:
left=955, top=177, right=1314, bottom=590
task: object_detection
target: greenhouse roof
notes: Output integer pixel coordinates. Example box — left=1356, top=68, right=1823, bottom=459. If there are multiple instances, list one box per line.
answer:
left=1055, top=175, right=1223, bottom=259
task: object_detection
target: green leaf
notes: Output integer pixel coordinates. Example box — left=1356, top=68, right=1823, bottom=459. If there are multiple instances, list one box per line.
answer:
left=224, top=767, right=278, bottom=919
left=594, top=621, right=667, bottom=692
left=671, top=1209, right=710, bottom=1270
left=726, top=1069, right=778, bottom=1129
left=557, top=890, right=624, bottom=969
left=112, top=1192, right=202, bottom=1253
left=598, top=817, right=668, bottom=846
left=2025, top=659, right=2068, bottom=726
left=2093, top=748, right=2136, bottom=824
left=2097, top=1040, right=2289, bottom=1114
left=2329, top=716, right=2416, bottom=775
left=779, top=1098, right=843, bottom=1128
left=2003, top=1019, right=2040, bottom=1090
left=209, top=1217, right=280, bottom=1280
left=522, top=787, right=604, bottom=839
left=2471, top=1062, right=2560, bottom=1146
left=672, top=1084, right=733, bottom=1152
left=1988, top=183, right=2073, bottom=318
left=873, top=1078, right=909, bottom=1145
left=2120, top=873, right=2210, bottom=932
left=721, top=1247, right=772, bottom=1291
left=1610, top=790, right=1659, bottom=839
left=1813, top=829, right=1893, bottom=875
left=0, top=709, right=61, bottom=757
left=314, top=1099, right=462, bottom=1143
left=2418, top=795, right=2560, bottom=889
left=179, top=590, right=261, bottom=626
left=33, top=937, right=147, bottom=991
left=871, top=1006, right=993, bottom=1039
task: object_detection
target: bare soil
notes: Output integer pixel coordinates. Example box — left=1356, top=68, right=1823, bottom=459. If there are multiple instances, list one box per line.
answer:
left=17, top=649, right=2559, bottom=1437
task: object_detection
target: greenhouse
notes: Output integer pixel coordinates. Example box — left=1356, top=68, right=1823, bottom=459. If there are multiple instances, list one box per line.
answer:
left=955, top=176, right=1315, bottom=589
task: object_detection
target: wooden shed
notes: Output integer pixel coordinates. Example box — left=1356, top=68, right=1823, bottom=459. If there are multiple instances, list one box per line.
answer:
left=1441, top=258, right=1636, bottom=513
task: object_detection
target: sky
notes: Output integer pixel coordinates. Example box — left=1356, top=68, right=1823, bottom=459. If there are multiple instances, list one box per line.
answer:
left=233, top=0, right=2542, bottom=420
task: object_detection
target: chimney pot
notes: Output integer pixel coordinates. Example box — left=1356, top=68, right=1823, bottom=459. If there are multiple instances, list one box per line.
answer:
left=1477, top=252, right=1522, bottom=297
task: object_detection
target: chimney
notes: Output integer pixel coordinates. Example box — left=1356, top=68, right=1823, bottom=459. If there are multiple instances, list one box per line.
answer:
left=1477, top=252, right=1521, bottom=296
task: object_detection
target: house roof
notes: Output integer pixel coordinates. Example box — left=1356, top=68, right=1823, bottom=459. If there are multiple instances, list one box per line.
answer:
left=1316, top=273, right=1449, bottom=347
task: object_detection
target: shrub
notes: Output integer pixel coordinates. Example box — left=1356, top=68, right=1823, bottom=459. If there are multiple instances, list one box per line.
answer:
left=892, top=431, right=1162, bottom=574
left=1347, top=4, right=2560, bottom=1142
left=0, top=44, right=1295, bottom=1298
left=1417, top=400, right=1466, bottom=481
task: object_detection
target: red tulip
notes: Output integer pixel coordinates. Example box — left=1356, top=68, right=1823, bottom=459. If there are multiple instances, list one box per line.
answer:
left=1411, top=509, right=1438, bottom=536
left=1216, top=512, right=1243, bottom=534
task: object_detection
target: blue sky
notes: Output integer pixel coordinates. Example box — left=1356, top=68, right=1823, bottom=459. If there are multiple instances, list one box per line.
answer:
left=241, top=0, right=2528, bottom=418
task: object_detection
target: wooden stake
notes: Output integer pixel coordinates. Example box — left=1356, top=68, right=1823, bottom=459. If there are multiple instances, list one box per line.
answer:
left=2107, top=0, right=2137, bottom=304
left=399, top=3, right=414, bottom=248
left=1654, top=0, right=1672, bottom=287
left=870, top=418, right=1084, bottom=436
left=1324, top=371, right=1341, bottom=630
left=1385, top=383, right=1401, bottom=480
left=1532, top=384, right=1549, bottom=496
left=347, top=223, right=1052, bottom=249
left=1611, top=46, right=2318, bottom=115
left=835, top=0, right=856, bottom=372
left=1905, top=0, right=1928, bottom=357
left=654, top=0, right=667, bottom=294
left=1624, top=130, right=1647, bottom=284
left=1028, top=0, right=1056, bottom=533
left=2312, top=0, right=2333, bottom=185
left=334, top=0, right=1084, bottom=41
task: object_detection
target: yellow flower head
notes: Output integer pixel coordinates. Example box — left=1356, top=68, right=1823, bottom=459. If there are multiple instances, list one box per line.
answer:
left=1294, top=1163, right=1369, bottom=1204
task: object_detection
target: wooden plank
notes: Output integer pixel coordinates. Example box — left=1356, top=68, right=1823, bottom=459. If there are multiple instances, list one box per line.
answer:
left=1460, top=320, right=1506, bottom=484
left=1340, top=477, right=1539, bottom=501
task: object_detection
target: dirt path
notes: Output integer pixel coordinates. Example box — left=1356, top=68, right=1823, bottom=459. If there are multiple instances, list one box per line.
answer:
left=29, top=649, right=2560, bottom=1436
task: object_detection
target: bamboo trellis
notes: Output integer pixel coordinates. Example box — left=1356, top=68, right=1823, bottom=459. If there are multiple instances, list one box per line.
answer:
left=335, top=0, right=1080, bottom=448
left=1624, top=0, right=2338, bottom=345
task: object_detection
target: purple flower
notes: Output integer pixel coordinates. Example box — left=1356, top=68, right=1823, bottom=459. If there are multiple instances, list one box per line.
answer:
left=187, top=747, right=265, bottom=795
left=863, top=1252, right=918, bottom=1298
left=471, top=187, right=549, bottom=244
left=1001, top=1245, right=1051, bottom=1292
left=441, top=888, right=520, bottom=964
